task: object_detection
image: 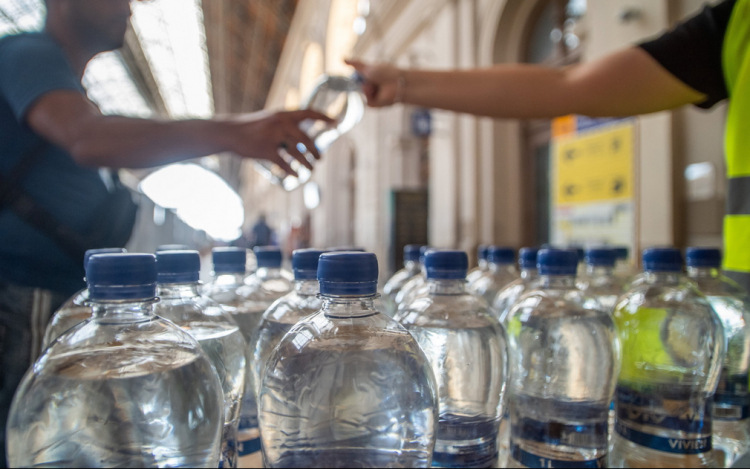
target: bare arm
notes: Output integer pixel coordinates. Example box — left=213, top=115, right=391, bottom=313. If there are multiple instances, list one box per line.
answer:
left=347, top=47, right=705, bottom=118
left=25, top=91, right=333, bottom=175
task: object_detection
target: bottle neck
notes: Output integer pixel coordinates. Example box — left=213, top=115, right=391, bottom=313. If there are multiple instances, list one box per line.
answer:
left=478, top=259, right=488, bottom=270
left=404, top=260, right=419, bottom=272
left=489, top=262, right=515, bottom=274
left=427, top=278, right=467, bottom=294
left=520, top=268, right=538, bottom=280
left=687, top=266, right=719, bottom=279
left=540, top=275, right=577, bottom=289
left=321, top=295, right=378, bottom=318
left=157, top=282, right=201, bottom=299
left=212, top=272, right=245, bottom=285
left=585, top=265, right=615, bottom=277
left=294, top=279, right=320, bottom=296
left=644, top=271, right=682, bottom=285
left=92, top=299, right=155, bottom=322
left=256, top=266, right=282, bottom=279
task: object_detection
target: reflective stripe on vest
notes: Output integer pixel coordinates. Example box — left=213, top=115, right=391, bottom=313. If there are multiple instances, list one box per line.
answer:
left=723, top=0, right=750, bottom=288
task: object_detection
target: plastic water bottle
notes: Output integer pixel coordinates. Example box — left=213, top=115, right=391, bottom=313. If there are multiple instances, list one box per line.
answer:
left=467, top=245, right=490, bottom=285
left=394, top=246, right=432, bottom=314
left=505, top=249, right=619, bottom=468
left=488, top=247, right=538, bottom=465
left=610, top=248, right=725, bottom=467
left=685, top=247, right=750, bottom=467
left=7, top=253, right=224, bottom=467
left=42, top=248, right=126, bottom=348
left=577, top=247, right=627, bottom=312
left=258, top=252, right=438, bottom=467
left=397, top=250, right=508, bottom=468
left=383, top=244, right=424, bottom=315
left=468, top=246, right=518, bottom=305
left=492, top=247, right=540, bottom=324
left=614, top=247, right=633, bottom=278
left=202, top=247, right=263, bottom=466
left=154, top=250, right=248, bottom=468
left=251, top=248, right=326, bottom=397
left=255, top=74, right=364, bottom=191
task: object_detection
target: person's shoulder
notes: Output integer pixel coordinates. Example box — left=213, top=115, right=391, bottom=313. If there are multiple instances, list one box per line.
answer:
left=0, top=32, right=62, bottom=58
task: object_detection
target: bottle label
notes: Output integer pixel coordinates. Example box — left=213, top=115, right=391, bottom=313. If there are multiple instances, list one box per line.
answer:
left=237, top=427, right=262, bottom=468
left=512, top=415, right=607, bottom=448
left=615, top=386, right=712, bottom=454
left=713, top=373, right=750, bottom=421
left=432, top=440, right=497, bottom=468
left=510, top=443, right=606, bottom=468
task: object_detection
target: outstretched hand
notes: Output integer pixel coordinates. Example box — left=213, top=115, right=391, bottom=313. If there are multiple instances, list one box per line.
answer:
left=346, top=59, right=402, bottom=108
left=223, top=110, right=334, bottom=177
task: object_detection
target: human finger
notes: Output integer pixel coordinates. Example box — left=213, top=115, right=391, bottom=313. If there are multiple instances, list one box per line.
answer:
left=287, top=127, right=322, bottom=161
left=270, top=151, right=298, bottom=178
left=285, top=109, right=335, bottom=124
left=281, top=140, right=313, bottom=170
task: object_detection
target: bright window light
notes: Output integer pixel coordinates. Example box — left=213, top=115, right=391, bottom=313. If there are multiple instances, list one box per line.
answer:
left=131, top=0, right=213, bottom=119
left=83, top=51, right=153, bottom=118
left=139, top=164, right=245, bottom=242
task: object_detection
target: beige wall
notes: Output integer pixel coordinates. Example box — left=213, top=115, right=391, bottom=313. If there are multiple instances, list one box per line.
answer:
left=259, top=0, right=728, bottom=276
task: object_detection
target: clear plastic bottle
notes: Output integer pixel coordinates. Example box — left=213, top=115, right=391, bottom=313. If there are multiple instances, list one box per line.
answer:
left=394, top=246, right=432, bottom=316
left=202, top=247, right=263, bottom=467
left=255, top=74, right=364, bottom=191
left=468, top=246, right=518, bottom=305
left=397, top=250, right=508, bottom=468
left=685, top=247, right=750, bottom=467
left=154, top=250, right=248, bottom=468
left=577, top=247, right=628, bottom=313
left=258, top=252, right=438, bottom=467
left=493, top=247, right=540, bottom=325
left=467, top=245, right=490, bottom=285
left=505, top=249, right=619, bottom=468
left=383, top=244, right=423, bottom=316
left=42, top=247, right=126, bottom=349
left=490, top=247, right=539, bottom=466
left=251, top=249, right=326, bottom=397
left=610, top=248, right=725, bottom=468
left=614, top=246, right=634, bottom=278
left=7, top=253, right=224, bottom=468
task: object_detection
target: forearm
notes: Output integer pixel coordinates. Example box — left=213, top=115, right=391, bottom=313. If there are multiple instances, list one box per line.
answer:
left=69, top=116, right=230, bottom=169
left=399, top=48, right=704, bottom=119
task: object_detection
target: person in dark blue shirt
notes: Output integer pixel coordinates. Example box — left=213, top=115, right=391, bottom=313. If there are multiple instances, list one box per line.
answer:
left=0, top=1, right=331, bottom=464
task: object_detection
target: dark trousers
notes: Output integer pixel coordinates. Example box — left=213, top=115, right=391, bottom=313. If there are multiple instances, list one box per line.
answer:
left=0, top=283, right=66, bottom=468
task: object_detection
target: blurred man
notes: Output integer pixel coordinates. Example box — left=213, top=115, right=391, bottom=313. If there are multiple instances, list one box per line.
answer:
left=251, top=213, right=273, bottom=248
left=0, top=0, right=331, bottom=463
left=349, top=0, right=748, bottom=286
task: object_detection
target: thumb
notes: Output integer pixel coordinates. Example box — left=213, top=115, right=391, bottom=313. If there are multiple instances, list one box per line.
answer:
left=345, top=58, right=367, bottom=74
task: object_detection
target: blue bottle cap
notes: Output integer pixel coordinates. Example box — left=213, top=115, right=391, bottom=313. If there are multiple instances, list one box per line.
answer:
left=488, top=246, right=515, bottom=265
left=519, top=247, right=539, bottom=270
left=614, top=247, right=629, bottom=260
left=585, top=248, right=617, bottom=267
left=156, top=244, right=190, bottom=252
left=318, top=252, right=378, bottom=296
left=425, top=250, right=468, bottom=280
left=254, top=246, right=283, bottom=268
left=419, top=245, right=434, bottom=264
left=156, top=250, right=200, bottom=284
left=569, top=246, right=585, bottom=263
left=478, top=245, right=490, bottom=262
left=293, top=249, right=327, bottom=280
left=642, top=248, right=683, bottom=272
left=327, top=246, right=367, bottom=252
left=404, top=244, right=424, bottom=263
left=212, top=247, right=246, bottom=274
left=84, top=248, right=126, bottom=270
left=685, top=247, right=722, bottom=268
left=87, top=253, right=157, bottom=301
left=537, top=249, right=578, bottom=276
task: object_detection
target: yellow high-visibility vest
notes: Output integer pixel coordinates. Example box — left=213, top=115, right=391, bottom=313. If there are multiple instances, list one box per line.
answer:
left=723, top=0, right=750, bottom=289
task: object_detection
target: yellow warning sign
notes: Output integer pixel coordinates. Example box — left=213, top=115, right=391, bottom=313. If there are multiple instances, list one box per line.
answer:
left=554, top=123, right=634, bottom=205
